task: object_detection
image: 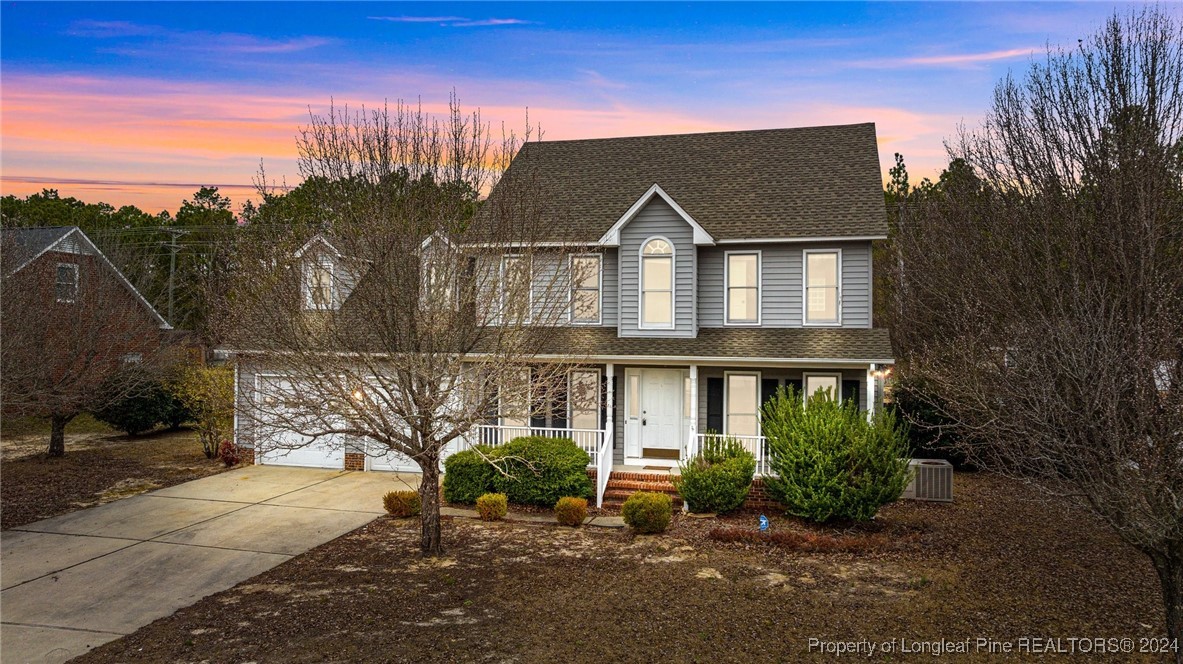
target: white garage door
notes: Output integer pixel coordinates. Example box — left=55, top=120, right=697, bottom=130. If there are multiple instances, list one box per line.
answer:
left=255, top=376, right=345, bottom=470
left=368, top=439, right=465, bottom=473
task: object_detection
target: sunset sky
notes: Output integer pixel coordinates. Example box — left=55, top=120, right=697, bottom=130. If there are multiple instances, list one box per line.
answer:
left=1, top=2, right=1133, bottom=215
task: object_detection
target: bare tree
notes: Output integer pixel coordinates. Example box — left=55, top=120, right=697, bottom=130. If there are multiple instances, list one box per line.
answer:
left=224, top=97, right=591, bottom=555
left=1, top=230, right=176, bottom=455
left=889, top=9, right=1183, bottom=652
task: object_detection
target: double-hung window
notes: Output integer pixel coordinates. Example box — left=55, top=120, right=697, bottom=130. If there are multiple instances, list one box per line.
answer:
left=803, top=373, right=841, bottom=402
left=568, top=369, right=601, bottom=430
left=55, top=263, right=79, bottom=303
left=804, top=250, right=840, bottom=325
left=725, top=371, right=760, bottom=437
left=570, top=255, right=601, bottom=324
left=304, top=259, right=335, bottom=310
left=499, top=367, right=531, bottom=429
left=640, top=238, right=674, bottom=328
left=725, top=251, right=760, bottom=325
left=501, top=255, right=532, bottom=324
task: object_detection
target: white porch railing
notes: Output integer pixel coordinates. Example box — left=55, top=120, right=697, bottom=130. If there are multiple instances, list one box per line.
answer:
left=472, top=424, right=605, bottom=469
left=596, top=427, right=613, bottom=508
left=691, top=433, right=772, bottom=477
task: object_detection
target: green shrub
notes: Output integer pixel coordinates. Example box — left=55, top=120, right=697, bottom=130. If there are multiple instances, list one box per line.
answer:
left=673, top=435, right=756, bottom=514
left=93, top=369, right=180, bottom=436
left=382, top=490, right=421, bottom=517
left=888, top=374, right=974, bottom=470
left=488, top=436, right=593, bottom=507
left=443, top=446, right=497, bottom=504
left=475, top=493, right=507, bottom=521
left=621, top=491, right=672, bottom=534
left=762, top=386, right=911, bottom=523
left=554, top=497, right=588, bottom=527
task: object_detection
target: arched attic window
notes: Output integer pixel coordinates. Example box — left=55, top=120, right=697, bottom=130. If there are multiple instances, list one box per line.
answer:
left=640, top=237, right=674, bottom=329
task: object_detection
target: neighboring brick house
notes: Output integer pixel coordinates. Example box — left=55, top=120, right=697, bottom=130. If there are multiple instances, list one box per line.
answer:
left=231, top=123, right=895, bottom=507
left=1, top=226, right=173, bottom=437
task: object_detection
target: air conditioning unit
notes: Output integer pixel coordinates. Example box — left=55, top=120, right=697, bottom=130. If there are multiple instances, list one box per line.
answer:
left=903, top=459, right=953, bottom=502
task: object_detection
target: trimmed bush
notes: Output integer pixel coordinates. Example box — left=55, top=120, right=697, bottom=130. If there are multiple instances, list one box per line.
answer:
left=475, top=493, right=507, bottom=521
left=442, top=446, right=497, bottom=504
left=383, top=490, right=421, bottom=517
left=621, top=491, right=672, bottom=534
left=93, top=369, right=184, bottom=436
left=673, top=435, right=756, bottom=514
left=554, top=497, right=588, bottom=527
left=762, top=386, right=911, bottom=523
left=488, top=437, right=593, bottom=507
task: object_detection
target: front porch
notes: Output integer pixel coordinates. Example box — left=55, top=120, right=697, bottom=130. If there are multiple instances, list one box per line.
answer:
left=467, top=358, right=888, bottom=507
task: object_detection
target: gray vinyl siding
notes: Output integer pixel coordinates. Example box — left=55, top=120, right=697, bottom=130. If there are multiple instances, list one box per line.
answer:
left=601, top=249, right=619, bottom=326
left=840, top=243, right=872, bottom=328
left=618, top=199, right=696, bottom=337
left=697, top=241, right=872, bottom=329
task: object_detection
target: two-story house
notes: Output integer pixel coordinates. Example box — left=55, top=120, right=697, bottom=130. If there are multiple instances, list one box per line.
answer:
left=233, top=123, right=895, bottom=505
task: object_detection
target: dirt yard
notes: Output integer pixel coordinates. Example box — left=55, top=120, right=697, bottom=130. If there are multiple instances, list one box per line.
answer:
left=1, top=424, right=230, bottom=529
left=78, top=473, right=1168, bottom=663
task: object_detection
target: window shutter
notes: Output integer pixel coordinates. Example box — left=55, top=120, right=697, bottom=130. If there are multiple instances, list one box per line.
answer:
left=786, top=378, right=803, bottom=397
left=529, top=368, right=547, bottom=428
left=842, top=380, right=860, bottom=408
left=761, top=378, right=780, bottom=407
left=551, top=376, right=569, bottom=429
left=706, top=377, right=724, bottom=433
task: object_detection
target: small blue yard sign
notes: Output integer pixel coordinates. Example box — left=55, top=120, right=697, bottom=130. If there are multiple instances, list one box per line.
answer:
left=759, top=514, right=769, bottom=531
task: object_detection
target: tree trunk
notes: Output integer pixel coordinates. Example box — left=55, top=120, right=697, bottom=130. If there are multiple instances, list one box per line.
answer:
left=418, top=454, right=443, bottom=556
left=1151, top=551, right=1183, bottom=664
left=47, top=413, right=74, bottom=457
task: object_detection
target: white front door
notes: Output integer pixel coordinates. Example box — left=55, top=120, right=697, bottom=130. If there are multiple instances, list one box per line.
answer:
left=639, top=368, right=682, bottom=459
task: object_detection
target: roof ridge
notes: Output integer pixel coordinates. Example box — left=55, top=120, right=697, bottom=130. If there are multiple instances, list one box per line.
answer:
left=527, top=122, right=875, bottom=147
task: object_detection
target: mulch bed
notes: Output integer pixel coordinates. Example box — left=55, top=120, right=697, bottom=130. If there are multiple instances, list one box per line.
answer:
left=1, top=429, right=229, bottom=529
left=78, top=472, right=1168, bottom=663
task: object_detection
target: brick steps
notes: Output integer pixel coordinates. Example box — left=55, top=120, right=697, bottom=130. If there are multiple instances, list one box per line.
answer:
left=600, top=472, right=681, bottom=508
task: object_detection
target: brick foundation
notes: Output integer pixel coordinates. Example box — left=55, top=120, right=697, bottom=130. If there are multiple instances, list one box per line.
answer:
left=239, top=447, right=255, bottom=465
left=344, top=452, right=366, bottom=471
left=742, top=478, right=781, bottom=513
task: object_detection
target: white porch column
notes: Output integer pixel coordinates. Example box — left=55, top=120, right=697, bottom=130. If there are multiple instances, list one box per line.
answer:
left=688, top=364, right=699, bottom=440
left=866, top=363, right=877, bottom=423
left=605, top=363, right=615, bottom=440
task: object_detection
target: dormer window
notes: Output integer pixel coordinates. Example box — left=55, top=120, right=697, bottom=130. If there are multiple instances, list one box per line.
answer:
left=304, top=258, right=336, bottom=310
left=640, top=238, right=674, bottom=329
left=804, top=250, right=840, bottom=325
left=55, top=263, right=78, bottom=303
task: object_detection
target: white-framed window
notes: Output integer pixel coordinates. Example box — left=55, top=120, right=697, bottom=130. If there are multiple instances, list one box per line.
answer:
left=640, top=237, right=674, bottom=329
left=725, top=251, right=761, bottom=325
left=499, top=367, right=531, bottom=428
left=803, top=372, right=841, bottom=402
left=500, top=254, right=532, bottom=324
left=568, top=368, right=601, bottom=430
left=803, top=249, right=841, bottom=325
left=627, top=372, right=640, bottom=419
left=55, top=263, right=79, bottom=303
left=569, top=254, right=602, bottom=325
left=421, top=258, right=457, bottom=311
left=304, top=258, right=336, bottom=310
left=724, top=371, right=760, bottom=437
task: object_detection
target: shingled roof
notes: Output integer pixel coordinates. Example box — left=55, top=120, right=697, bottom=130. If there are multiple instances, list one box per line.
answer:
left=494, top=123, right=887, bottom=243
left=516, top=327, right=894, bottom=363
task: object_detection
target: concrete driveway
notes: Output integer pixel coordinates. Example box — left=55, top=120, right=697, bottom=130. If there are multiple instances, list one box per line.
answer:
left=1, top=466, right=419, bottom=663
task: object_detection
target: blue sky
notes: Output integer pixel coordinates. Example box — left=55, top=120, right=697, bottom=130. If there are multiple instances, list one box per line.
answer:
left=0, top=2, right=1138, bottom=212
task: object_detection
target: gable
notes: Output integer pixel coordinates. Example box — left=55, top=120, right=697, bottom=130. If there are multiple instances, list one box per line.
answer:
left=598, top=184, right=714, bottom=247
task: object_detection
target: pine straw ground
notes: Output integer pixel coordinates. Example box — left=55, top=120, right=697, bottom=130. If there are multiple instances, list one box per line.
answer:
left=1, top=426, right=228, bottom=529
left=77, top=473, right=1169, bottom=663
